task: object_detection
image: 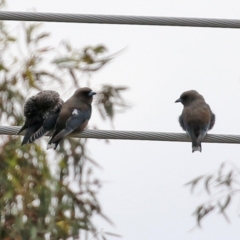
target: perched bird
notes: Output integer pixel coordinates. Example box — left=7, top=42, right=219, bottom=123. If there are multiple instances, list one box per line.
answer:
left=175, top=90, right=215, bottom=152
left=18, top=90, right=64, bottom=145
left=47, top=87, right=96, bottom=150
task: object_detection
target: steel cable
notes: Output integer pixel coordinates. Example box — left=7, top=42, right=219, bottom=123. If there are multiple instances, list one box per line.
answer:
left=1, top=126, right=240, bottom=144
left=1, top=11, right=240, bottom=29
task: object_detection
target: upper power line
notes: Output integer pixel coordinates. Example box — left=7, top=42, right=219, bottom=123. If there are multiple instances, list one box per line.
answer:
left=1, top=11, right=240, bottom=29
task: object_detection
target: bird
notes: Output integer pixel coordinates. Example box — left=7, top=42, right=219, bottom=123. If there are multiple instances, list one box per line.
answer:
left=175, top=90, right=215, bottom=152
left=18, top=90, right=64, bottom=145
left=47, top=87, right=96, bottom=150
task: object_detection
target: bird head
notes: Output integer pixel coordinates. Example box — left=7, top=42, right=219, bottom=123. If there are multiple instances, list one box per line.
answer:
left=74, top=87, right=96, bottom=104
left=175, top=90, right=204, bottom=106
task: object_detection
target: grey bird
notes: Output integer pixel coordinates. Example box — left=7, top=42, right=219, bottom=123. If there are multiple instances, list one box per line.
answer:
left=18, top=90, right=64, bottom=145
left=47, top=87, right=96, bottom=150
left=175, top=90, right=215, bottom=152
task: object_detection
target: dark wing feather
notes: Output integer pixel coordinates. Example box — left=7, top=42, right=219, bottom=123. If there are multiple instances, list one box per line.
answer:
left=209, top=112, right=215, bottom=130
left=28, top=112, right=60, bottom=143
left=50, top=108, right=91, bottom=143
left=21, top=123, right=42, bottom=145
left=178, top=114, right=186, bottom=131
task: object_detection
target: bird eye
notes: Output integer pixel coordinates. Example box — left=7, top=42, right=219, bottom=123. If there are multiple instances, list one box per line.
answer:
left=182, top=95, right=188, bottom=100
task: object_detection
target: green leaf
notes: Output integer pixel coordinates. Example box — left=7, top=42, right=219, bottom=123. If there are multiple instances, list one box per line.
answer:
left=7, top=36, right=16, bottom=42
left=204, top=175, right=213, bottom=195
left=104, top=231, right=122, bottom=238
left=219, top=195, right=231, bottom=212
left=94, top=45, right=107, bottom=54
left=34, top=33, right=50, bottom=43
left=217, top=197, right=231, bottom=223
left=115, top=86, right=128, bottom=91
left=185, top=175, right=204, bottom=194
left=217, top=162, right=225, bottom=181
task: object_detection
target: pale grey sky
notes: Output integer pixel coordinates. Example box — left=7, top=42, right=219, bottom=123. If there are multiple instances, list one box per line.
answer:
left=5, top=0, right=240, bottom=239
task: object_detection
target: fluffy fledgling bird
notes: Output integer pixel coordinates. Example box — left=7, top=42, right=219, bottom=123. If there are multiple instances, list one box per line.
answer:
left=47, top=87, right=96, bottom=150
left=175, top=90, right=215, bottom=152
left=18, top=90, right=64, bottom=145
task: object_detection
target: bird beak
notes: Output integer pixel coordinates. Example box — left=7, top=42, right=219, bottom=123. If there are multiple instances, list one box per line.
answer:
left=175, top=98, right=182, bottom=103
left=88, top=91, right=97, bottom=97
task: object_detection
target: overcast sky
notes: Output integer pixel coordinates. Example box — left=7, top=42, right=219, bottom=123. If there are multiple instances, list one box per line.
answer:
left=5, top=0, right=240, bottom=239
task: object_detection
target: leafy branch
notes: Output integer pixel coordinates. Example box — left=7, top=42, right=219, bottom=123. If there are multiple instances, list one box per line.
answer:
left=0, top=12, right=128, bottom=239
left=186, top=161, right=240, bottom=227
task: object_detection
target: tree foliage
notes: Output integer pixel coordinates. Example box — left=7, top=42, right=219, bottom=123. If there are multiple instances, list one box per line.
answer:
left=186, top=161, right=240, bottom=228
left=0, top=7, right=128, bottom=239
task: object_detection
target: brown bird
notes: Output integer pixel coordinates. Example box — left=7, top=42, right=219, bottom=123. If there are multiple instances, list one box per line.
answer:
left=18, top=90, right=64, bottom=145
left=48, top=87, right=96, bottom=150
left=175, top=90, right=215, bottom=152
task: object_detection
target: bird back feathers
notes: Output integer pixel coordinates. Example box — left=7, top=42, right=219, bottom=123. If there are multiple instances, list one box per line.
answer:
left=18, top=90, right=63, bottom=145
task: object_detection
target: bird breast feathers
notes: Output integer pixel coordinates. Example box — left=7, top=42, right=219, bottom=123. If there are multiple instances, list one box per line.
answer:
left=183, top=104, right=211, bottom=123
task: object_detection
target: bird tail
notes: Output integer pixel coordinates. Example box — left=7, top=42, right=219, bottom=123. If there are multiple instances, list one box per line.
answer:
left=47, top=139, right=61, bottom=150
left=192, top=129, right=208, bottom=153
left=47, top=143, right=57, bottom=150
left=47, top=128, right=72, bottom=150
left=21, top=126, right=36, bottom=145
left=50, top=128, right=73, bottom=144
left=191, top=134, right=203, bottom=152
left=186, top=129, right=202, bottom=153
left=192, top=143, right=202, bottom=153
left=29, top=127, right=48, bottom=143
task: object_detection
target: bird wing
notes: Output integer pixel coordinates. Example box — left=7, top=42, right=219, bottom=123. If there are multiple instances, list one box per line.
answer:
left=50, top=108, right=91, bottom=143
left=28, top=112, right=60, bottom=143
left=209, top=112, right=215, bottom=130
left=178, top=114, right=186, bottom=131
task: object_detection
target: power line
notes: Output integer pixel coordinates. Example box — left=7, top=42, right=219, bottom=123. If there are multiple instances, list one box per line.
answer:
left=2, top=126, right=240, bottom=144
left=1, top=11, right=240, bottom=29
